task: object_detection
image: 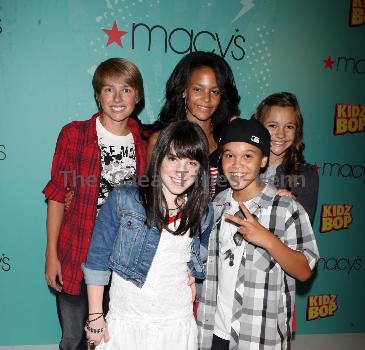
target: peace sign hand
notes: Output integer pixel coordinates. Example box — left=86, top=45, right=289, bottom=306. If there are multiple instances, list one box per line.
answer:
left=225, top=202, right=273, bottom=250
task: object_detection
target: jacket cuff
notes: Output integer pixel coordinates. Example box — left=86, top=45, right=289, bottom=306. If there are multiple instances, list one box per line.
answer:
left=82, top=264, right=111, bottom=285
left=43, top=181, right=65, bottom=203
left=187, top=261, right=205, bottom=280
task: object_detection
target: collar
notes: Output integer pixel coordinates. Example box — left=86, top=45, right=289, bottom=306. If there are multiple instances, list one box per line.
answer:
left=85, top=113, right=142, bottom=145
left=213, top=184, right=277, bottom=215
left=249, top=183, right=277, bottom=210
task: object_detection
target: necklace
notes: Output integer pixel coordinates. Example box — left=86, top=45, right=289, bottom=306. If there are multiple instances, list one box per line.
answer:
left=166, top=195, right=186, bottom=213
left=167, top=206, right=181, bottom=211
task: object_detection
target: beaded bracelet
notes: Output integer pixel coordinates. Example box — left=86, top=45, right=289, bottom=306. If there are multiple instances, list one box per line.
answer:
left=85, top=322, right=105, bottom=334
left=87, top=313, right=104, bottom=323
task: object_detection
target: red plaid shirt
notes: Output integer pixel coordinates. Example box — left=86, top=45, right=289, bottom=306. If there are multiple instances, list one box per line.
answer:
left=43, top=113, right=147, bottom=295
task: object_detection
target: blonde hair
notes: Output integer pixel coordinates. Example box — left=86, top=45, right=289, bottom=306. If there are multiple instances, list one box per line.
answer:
left=92, top=58, right=144, bottom=105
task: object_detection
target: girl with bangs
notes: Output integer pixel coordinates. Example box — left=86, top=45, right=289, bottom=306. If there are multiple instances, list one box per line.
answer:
left=83, top=120, right=213, bottom=350
left=145, top=51, right=240, bottom=314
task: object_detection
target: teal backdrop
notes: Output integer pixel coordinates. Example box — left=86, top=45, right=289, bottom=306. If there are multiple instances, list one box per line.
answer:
left=0, top=0, right=364, bottom=346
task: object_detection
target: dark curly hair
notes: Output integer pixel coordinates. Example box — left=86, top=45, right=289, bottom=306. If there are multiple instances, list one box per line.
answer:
left=157, top=51, right=240, bottom=141
left=254, top=92, right=305, bottom=175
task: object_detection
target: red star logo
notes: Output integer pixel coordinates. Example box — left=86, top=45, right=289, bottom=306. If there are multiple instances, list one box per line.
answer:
left=102, top=20, right=128, bottom=47
left=323, top=56, right=335, bottom=70
left=313, top=162, right=321, bottom=172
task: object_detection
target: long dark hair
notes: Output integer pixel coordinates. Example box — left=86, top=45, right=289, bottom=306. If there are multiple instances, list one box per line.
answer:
left=139, top=121, right=210, bottom=236
left=255, top=92, right=305, bottom=175
left=156, top=51, right=240, bottom=141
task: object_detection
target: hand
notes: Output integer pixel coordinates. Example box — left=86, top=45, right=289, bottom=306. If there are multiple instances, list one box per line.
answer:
left=45, top=252, right=63, bottom=292
left=187, top=275, right=196, bottom=302
left=276, top=188, right=296, bottom=200
left=64, top=188, right=74, bottom=210
left=85, top=317, right=110, bottom=346
left=224, top=202, right=273, bottom=250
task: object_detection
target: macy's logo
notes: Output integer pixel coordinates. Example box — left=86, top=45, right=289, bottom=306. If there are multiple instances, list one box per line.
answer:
left=101, top=20, right=246, bottom=61
left=0, top=253, right=10, bottom=272
left=0, top=144, right=6, bottom=160
left=315, top=161, right=365, bottom=182
left=323, top=55, right=365, bottom=74
left=316, top=256, right=362, bottom=274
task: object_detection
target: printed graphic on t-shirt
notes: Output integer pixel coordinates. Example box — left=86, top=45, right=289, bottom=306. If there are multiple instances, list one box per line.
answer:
left=97, top=138, right=136, bottom=210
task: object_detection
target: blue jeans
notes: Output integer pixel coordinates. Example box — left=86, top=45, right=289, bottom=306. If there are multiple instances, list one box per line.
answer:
left=56, top=280, right=109, bottom=350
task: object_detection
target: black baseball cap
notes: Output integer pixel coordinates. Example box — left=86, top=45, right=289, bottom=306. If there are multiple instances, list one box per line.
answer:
left=219, top=118, right=271, bottom=156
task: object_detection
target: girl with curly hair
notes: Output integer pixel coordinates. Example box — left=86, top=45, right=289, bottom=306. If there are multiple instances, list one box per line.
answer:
left=147, top=51, right=240, bottom=198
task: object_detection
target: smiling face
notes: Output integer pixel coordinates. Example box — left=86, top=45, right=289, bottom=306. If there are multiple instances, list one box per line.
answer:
left=98, top=76, right=138, bottom=131
left=160, top=151, right=200, bottom=206
left=262, top=106, right=297, bottom=164
left=183, top=66, right=221, bottom=123
left=222, top=142, right=268, bottom=200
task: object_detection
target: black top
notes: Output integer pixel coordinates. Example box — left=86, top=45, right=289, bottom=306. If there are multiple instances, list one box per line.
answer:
left=274, top=163, right=319, bottom=223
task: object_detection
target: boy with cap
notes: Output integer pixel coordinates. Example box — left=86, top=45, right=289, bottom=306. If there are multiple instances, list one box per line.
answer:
left=197, top=118, right=319, bottom=350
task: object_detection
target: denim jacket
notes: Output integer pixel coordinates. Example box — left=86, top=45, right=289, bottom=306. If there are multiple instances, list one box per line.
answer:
left=83, top=185, right=213, bottom=288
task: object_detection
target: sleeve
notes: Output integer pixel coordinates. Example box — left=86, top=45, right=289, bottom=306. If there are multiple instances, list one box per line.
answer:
left=293, top=164, right=319, bottom=224
left=284, top=201, right=320, bottom=270
left=82, top=188, right=120, bottom=285
left=199, top=202, right=214, bottom=263
left=187, top=202, right=214, bottom=280
left=42, top=125, right=75, bottom=203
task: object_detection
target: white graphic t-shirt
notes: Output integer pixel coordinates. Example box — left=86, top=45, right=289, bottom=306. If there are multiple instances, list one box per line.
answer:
left=96, top=117, right=136, bottom=210
left=214, top=190, right=252, bottom=340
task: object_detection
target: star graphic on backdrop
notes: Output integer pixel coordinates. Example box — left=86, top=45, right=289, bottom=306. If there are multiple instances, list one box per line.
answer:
left=102, top=20, right=128, bottom=47
left=323, top=56, right=335, bottom=70
left=313, top=162, right=321, bottom=172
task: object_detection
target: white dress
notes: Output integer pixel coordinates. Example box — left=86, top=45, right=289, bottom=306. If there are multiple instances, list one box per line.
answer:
left=96, top=224, right=197, bottom=350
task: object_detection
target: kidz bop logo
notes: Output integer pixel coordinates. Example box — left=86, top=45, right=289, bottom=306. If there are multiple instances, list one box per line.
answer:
left=349, top=0, right=365, bottom=26
left=306, top=294, right=338, bottom=321
left=320, top=204, right=353, bottom=233
left=334, top=104, right=365, bottom=135
left=102, top=20, right=246, bottom=61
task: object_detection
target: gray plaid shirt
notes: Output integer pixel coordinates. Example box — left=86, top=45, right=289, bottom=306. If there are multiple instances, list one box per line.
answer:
left=197, top=184, right=319, bottom=350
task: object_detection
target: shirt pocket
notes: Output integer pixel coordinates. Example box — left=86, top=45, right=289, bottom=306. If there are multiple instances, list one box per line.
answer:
left=253, top=246, right=279, bottom=273
left=113, top=211, right=146, bottom=268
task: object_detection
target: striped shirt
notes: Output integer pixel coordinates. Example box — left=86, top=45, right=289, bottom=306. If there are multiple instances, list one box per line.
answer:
left=209, top=165, right=219, bottom=198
